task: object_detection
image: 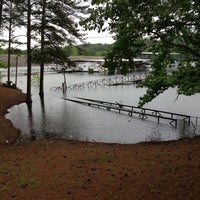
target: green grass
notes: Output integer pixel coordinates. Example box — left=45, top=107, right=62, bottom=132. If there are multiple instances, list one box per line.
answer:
left=0, top=185, right=12, bottom=192
left=0, top=164, right=12, bottom=175
left=17, top=177, right=38, bottom=189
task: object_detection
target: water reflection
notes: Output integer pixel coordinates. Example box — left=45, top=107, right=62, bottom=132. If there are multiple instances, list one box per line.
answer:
left=26, top=103, right=36, bottom=141
left=39, top=97, right=49, bottom=139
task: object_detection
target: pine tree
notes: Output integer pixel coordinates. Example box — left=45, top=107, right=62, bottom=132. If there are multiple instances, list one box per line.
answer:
left=0, top=0, right=3, bottom=30
left=0, top=0, right=24, bottom=86
left=31, top=0, right=87, bottom=97
left=1, top=0, right=87, bottom=102
left=26, top=0, right=32, bottom=103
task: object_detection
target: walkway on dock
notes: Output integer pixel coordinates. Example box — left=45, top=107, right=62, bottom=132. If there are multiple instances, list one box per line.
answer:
left=62, top=97, right=200, bottom=131
left=52, top=73, right=147, bottom=92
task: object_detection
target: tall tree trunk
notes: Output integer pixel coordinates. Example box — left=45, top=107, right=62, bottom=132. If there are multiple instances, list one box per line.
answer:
left=7, top=0, right=12, bottom=86
left=26, top=0, right=32, bottom=104
left=0, top=0, right=3, bottom=30
left=39, top=0, right=46, bottom=98
left=15, top=55, right=18, bottom=86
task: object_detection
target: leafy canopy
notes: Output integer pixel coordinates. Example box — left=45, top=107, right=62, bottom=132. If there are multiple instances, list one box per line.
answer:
left=29, top=0, right=87, bottom=65
left=81, top=0, right=200, bottom=106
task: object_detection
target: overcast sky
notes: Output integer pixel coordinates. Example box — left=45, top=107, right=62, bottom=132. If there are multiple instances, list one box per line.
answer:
left=1, top=28, right=114, bottom=49
left=85, top=30, right=115, bottom=44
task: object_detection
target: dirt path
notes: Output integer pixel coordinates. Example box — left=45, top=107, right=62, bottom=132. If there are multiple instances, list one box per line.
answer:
left=0, top=85, right=200, bottom=200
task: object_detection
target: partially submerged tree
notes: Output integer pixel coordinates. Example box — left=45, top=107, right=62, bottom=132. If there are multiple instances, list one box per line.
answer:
left=32, top=0, right=87, bottom=97
left=82, top=0, right=200, bottom=106
left=26, top=0, right=32, bottom=103
left=12, top=0, right=33, bottom=103
left=4, top=0, right=87, bottom=102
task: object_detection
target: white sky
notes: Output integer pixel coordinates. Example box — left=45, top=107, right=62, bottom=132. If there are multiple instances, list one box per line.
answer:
left=84, top=30, right=115, bottom=44
left=1, top=0, right=115, bottom=48
left=1, top=29, right=114, bottom=49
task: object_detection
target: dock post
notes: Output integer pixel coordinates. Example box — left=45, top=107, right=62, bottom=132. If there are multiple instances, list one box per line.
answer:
left=62, top=82, right=67, bottom=93
left=175, top=120, right=177, bottom=128
left=130, top=107, right=133, bottom=116
left=188, top=116, right=191, bottom=124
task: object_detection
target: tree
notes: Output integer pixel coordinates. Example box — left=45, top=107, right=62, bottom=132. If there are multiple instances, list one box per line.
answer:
left=31, top=0, right=87, bottom=97
left=0, top=0, right=25, bottom=86
left=1, top=0, right=33, bottom=102
left=6, top=0, right=14, bottom=86
left=38, top=0, right=46, bottom=98
left=10, top=0, right=87, bottom=101
left=26, top=0, right=32, bottom=103
left=82, top=0, right=200, bottom=106
left=0, top=0, right=3, bottom=30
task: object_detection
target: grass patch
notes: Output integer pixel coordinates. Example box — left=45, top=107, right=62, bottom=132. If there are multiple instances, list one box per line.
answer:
left=17, top=177, right=38, bottom=189
left=0, top=185, right=12, bottom=192
left=0, top=164, right=12, bottom=175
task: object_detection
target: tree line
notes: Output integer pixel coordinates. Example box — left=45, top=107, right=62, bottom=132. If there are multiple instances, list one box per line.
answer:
left=0, top=43, right=113, bottom=57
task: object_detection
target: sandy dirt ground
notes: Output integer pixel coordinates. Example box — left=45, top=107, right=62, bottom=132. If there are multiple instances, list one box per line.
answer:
left=0, top=85, right=200, bottom=200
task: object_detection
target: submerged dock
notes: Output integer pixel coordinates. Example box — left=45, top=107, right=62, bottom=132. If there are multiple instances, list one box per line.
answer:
left=62, top=97, right=200, bottom=130
left=52, top=73, right=147, bottom=92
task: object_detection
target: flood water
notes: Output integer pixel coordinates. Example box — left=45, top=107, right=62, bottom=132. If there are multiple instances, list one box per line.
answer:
left=3, top=69, right=200, bottom=144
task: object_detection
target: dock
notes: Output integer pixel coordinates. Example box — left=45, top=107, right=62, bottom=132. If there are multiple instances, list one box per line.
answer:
left=62, top=97, right=200, bottom=130
left=52, top=73, right=147, bottom=92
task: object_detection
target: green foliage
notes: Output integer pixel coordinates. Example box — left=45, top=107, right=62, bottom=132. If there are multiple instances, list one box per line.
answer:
left=32, top=47, right=70, bottom=66
left=172, top=61, right=200, bottom=96
left=82, top=0, right=200, bottom=106
left=79, top=43, right=112, bottom=56
left=0, top=48, right=7, bottom=54
left=137, top=54, right=172, bottom=107
left=62, top=43, right=112, bottom=57
left=0, top=60, right=7, bottom=68
left=9, top=48, right=24, bottom=55
left=0, top=185, right=12, bottom=192
left=31, top=0, right=87, bottom=48
left=0, top=47, right=25, bottom=55
left=32, top=73, right=40, bottom=85
left=63, top=46, right=79, bottom=56
left=17, top=177, right=38, bottom=189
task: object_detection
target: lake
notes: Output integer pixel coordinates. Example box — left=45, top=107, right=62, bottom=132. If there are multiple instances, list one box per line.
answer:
left=3, top=70, right=200, bottom=144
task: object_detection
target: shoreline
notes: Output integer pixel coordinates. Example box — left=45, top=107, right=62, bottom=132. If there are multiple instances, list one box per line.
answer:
left=0, top=84, right=199, bottom=146
left=0, top=85, right=26, bottom=145
left=1, top=85, right=200, bottom=199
